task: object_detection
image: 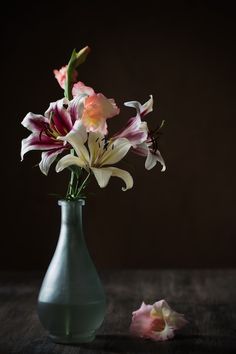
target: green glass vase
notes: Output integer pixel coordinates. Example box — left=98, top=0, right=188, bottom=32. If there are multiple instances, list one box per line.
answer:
left=37, top=199, right=106, bottom=343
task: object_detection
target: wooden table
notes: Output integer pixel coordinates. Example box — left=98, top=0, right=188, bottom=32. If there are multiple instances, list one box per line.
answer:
left=0, top=270, right=236, bottom=354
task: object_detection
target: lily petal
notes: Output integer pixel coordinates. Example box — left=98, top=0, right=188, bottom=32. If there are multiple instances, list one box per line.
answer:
left=39, top=148, right=65, bottom=175
left=58, top=120, right=89, bottom=162
left=21, top=112, right=49, bottom=133
left=145, top=149, right=166, bottom=171
left=132, top=141, right=149, bottom=156
left=99, top=138, right=132, bottom=166
left=91, top=167, right=113, bottom=188
left=125, top=95, right=153, bottom=117
left=108, top=167, right=133, bottom=191
left=113, top=117, right=148, bottom=146
left=44, top=98, right=73, bottom=133
left=70, top=118, right=88, bottom=144
left=113, top=97, right=152, bottom=146
left=88, top=132, right=104, bottom=165
left=91, top=166, right=133, bottom=191
left=140, top=95, right=153, bottom=116
left=69, top=94, right=87, bottom=121
left=56, top=154, right=87, bottom=172
left=21, top=133, right=62, bottom=160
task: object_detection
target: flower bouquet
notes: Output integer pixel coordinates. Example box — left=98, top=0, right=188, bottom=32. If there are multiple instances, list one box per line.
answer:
left=21, top=46, right=165, bottom=199
left=20, top=46, right=166, bottom=343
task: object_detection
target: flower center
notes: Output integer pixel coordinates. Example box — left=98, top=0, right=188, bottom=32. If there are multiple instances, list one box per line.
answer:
left=150, top=308, right=165, bottom=332
left=40, top=112, right=67, bottom=141
left=92, top=137, right=114, bottom=167
left=147, top=120, right=165, bottom=153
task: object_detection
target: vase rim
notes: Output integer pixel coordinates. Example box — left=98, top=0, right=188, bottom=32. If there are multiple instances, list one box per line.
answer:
left=58, top=199, right=85, bottom=206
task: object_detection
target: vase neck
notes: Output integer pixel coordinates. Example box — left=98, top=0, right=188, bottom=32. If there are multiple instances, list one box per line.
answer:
left=58, top=200, right=85, bottom=234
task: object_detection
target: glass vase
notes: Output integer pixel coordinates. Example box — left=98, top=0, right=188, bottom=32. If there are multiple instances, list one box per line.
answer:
left=37, top=199, right=106, bottom=344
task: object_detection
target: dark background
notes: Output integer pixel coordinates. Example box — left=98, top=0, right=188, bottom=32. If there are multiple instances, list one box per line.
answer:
left=1, top=1, right=236, bottom=270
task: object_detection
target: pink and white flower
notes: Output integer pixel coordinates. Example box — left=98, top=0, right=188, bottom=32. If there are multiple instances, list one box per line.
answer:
left=21, top=98, right=78, bottom=175
left=114, top=96, right=166, bottom=171
left=130, top=300, right=188, bottom=341
left=21, top=82, right=119, bottom=174
left=72, top=81, right=120, bottom=135
left=82, top=93, right=120, bottom=135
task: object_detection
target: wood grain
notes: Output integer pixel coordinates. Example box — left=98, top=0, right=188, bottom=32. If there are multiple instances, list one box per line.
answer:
left=0, top=270, right=236, bottom=354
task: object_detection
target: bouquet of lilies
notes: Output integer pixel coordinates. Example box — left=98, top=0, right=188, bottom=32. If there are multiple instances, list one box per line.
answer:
left=21, top=46, right=166, bottom=200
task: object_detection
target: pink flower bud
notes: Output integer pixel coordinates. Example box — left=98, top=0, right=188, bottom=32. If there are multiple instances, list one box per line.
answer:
left=53, top=65, right=78, bottom=89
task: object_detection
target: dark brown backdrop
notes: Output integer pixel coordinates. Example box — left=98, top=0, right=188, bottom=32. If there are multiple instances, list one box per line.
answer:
left=1, top=1, right=236, bottom=270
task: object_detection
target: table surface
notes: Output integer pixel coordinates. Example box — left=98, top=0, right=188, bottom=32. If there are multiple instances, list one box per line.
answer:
left=0, top=269, right=236, bottom=354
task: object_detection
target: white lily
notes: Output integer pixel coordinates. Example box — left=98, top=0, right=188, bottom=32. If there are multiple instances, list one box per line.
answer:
left=114, top=96, right=166, bottom=172
left=55, top=121, right=133, bottom=191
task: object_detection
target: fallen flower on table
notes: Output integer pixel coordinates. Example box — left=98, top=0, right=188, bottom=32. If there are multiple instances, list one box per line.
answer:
left=130, top=299, right=188, bottom=341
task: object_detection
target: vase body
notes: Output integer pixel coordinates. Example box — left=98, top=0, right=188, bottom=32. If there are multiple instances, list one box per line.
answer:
left=37, top=199, right=106, bottom=344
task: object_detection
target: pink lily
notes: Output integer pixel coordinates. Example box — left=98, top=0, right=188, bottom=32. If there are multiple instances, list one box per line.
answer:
left=21, top=84, right=119, bottom=174
left=21, top=98, right=78, bottom=175
left=114, top=96, right=166, bottom=171
left=130, top=300, right=188, bottom=341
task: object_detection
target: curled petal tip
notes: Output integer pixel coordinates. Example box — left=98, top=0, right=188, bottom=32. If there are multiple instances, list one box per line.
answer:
left=161, top=165, right=166, bottom=172
left=81, top=45, right=90, bottom=52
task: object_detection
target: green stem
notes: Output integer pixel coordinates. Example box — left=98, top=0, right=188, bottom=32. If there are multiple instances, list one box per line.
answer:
left=66, top=165, right=89, bottom=200
left=66, top=170, right=74, bottom=199
left=66, top=150, right=76, bottom=200
left=76, top=172, right=90, bottom=198
left=65, top=65, right=74, bottom=100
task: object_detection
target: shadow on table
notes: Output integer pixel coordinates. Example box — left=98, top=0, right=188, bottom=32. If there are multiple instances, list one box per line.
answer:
left=81, top=334, right=236, bottom=354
